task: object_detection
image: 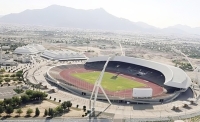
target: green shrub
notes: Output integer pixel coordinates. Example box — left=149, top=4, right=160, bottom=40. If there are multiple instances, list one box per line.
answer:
left=19, top=78, right=23, bottom=81
left=0, top=79, right=3, bottom=83
left=4, top=74, right=10, bottom=77
left=10, top=74, right=16, bottom=77
left=18, top=81, right=22, bottom=84
left=13, top=89, right=24, bottom=94
left=0, top=69, right=5, bottom=74
left=13, top=78, right=18, bottom=81
left=4, top=78, right=10, bottom=82
left=26, top=108, right=33, bottom=116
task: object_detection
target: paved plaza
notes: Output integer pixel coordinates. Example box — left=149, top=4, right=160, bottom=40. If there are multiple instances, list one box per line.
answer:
left=47, top=89, right=200, bottom=120
left=0, top=86, right=17, bottom=99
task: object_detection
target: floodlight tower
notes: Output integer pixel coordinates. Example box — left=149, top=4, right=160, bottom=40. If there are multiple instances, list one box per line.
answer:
left=90, top=56, right=114, bottom=116
left=89, top=42, right=126, bottom=116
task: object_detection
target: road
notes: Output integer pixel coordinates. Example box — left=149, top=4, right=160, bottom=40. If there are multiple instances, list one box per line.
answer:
left=0, top=118, right=112, bottom=122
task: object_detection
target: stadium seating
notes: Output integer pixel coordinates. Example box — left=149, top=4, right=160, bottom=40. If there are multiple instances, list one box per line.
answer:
left=85, top=61, right=179, bottom=93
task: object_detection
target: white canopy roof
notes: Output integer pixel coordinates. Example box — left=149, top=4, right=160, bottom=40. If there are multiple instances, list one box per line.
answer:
left=41, top=50, right=87, bottom=60
left=14, top=46, right=39, bottom=54
left=87, top=56, right=192, bottom=89
left=27, top=44, right=45, bottom=52
left=13, top=44, right=45, bottom=55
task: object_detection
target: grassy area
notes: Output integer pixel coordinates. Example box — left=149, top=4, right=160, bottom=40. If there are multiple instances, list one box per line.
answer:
left=71, top=71, right=145, bottom=91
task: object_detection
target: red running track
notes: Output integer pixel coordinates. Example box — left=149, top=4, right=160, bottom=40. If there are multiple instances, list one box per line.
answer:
left=59, top=68, right=164, bottom=99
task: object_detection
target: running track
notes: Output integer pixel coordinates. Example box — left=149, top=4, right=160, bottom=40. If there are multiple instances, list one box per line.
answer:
left=59, top=68, right=164, bottom=99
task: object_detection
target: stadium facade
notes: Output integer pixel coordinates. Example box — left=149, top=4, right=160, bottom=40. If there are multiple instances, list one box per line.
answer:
left=46, top=56, right=192, bottom=104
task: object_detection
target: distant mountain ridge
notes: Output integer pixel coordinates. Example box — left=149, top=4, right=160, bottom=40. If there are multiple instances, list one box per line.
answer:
left=163, top=24, right=200, bottom=35
left=0, top=5, right=199, bottom=35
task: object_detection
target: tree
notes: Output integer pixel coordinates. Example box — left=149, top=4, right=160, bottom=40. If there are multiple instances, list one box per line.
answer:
left=16, top=73, right=22, bottom=78
left=4, top=78, right=10, bottom=82
left=16, top=108, right=23, bottom=116
left=5, top=106, right=14, bottom=116
left=66, top=101, right=72, bottom=110
left=48, top=108, right=54, bottom=117
left=0, top=106, right=4, bottom=116
left=48, top=108, right=51, bottom=116
left=61, top=101, right=67, bottom=111
left=55, top=105, right=63, bottom=115
left=44, top=109, right=48, bottom=116
left=61, top=101, right=72, bottom=112
left=4, top=98, right=13, bottom=107
left=35, top=107, right=40, bottom=116
left=25, top=90, right=34, bottom=96
left=25, top=90, right=47, bottom=101
left=21, top=94, right=30, bottom=103
left=12, top=96, right=21, bottom=107
left=26, top=108, right=33, bottom=116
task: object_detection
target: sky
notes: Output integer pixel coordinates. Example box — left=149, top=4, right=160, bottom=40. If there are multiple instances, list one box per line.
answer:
left=0, top=0, right=199, bottom=28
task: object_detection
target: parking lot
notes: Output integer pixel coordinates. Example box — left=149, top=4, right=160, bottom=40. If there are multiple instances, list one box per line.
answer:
left=0, top=86, right=17, bottom=99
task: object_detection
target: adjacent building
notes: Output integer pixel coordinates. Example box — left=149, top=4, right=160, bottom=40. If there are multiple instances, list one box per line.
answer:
left=13, top=44, right=45, bottom=55
left=41, top=50, right=87, bottom=61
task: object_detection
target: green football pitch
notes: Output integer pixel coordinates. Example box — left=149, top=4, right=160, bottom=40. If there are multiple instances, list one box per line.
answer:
left=71, top=71, right=146, bottom=91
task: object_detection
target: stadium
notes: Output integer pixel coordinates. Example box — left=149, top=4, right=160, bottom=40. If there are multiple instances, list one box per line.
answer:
left=46, top=55, right=192, bottom=104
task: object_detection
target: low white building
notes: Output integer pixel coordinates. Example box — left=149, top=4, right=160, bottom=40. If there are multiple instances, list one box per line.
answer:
left=13, top=55, right=31, bottom=63
left=41, top=50, right=87, bottom=61
left=13, top=44, right=45, bottom=55
left=2, top=46, right=10, bottom=50
left=0, top=59, right=18, bottom=66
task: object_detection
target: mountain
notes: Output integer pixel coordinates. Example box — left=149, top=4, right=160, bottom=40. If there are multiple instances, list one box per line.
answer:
left=0, top=5, right=199, bottom=35
left=0, top=5, right=145, bottom=31
left=163, top=24, right=200, bottom=35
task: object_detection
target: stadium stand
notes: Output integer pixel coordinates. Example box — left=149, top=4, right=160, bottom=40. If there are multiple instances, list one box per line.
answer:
left=85, top=61, right=180, bottom=93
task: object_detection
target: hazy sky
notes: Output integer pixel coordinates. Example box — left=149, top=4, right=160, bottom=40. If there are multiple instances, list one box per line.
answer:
left=0, top=0, right=199, bottom=28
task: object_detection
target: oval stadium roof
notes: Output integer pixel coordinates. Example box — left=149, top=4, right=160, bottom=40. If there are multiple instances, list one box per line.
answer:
left=86, top=56, right=192, bottom=89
